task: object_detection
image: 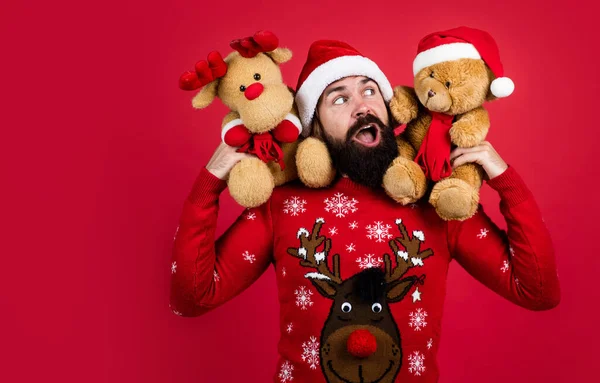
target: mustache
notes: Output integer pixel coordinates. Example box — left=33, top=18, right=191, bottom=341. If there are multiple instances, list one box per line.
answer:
left=346, top=114, right=388, bottom=141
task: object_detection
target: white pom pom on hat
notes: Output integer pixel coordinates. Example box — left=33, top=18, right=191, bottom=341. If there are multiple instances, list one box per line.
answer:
left=490, top=77, right=514, bottom=98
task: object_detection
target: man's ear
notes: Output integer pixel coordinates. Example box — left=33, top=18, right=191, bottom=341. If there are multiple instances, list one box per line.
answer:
left=192, top=80, right=219, bottom=109
left=266, top=48, right=292, bottom=64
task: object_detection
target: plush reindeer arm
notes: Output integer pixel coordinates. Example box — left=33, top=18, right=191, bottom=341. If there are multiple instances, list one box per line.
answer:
left=221, top=111, right=252, bottom=147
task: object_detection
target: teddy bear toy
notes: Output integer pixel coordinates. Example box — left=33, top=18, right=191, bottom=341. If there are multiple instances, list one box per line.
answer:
left=387, top=26, right=515, bottom=221
left=179, top=30, right=302, bottom=208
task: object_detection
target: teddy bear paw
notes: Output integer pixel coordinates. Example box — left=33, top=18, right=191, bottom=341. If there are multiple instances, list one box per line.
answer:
left=390, top=86, right=419, bottom=123
left=429, top=178, right=479, bottom=221
left=296, top=137, right=336, bottom=188
left=383, top=157, right=427, bottom=204
left=449, top=121, right=485, bottom=148
left=229, top=157, right=275, bottom=208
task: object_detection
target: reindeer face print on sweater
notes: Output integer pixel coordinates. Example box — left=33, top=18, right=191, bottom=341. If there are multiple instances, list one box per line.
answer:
left=287, top=218, right=434, bottom=383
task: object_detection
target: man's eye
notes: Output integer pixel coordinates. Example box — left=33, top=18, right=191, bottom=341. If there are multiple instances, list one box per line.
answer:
left=333, top=97, right=346, bottom=105
left=364, top=88, right=375, bottom=96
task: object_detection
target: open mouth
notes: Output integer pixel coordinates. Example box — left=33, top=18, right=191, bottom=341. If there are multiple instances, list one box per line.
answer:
left=352, top=124, right=381, bottom=147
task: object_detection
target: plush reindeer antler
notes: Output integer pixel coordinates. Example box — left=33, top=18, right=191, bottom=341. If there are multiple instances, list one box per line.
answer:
left=179, top=51, right=227, bottom=90
left=383, top=219, right=434, bottom=302
left=230, top=30, right=279, bottom=58
left=287, top=218, right=342, bottom=297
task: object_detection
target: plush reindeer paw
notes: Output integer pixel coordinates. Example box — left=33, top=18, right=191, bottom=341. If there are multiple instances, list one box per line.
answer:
left=429, top=178, right=479, bottom=221
left=296, top=137, right=336, bottom=188
left=273, top=119, right=300, bottom=143
left=223, top=124, right=251, bottom=147
left=389, top=86, right=419, bottom=124
left=228, top=157, right=275, bottom=208
left=383, top=157, right=427, bottom=205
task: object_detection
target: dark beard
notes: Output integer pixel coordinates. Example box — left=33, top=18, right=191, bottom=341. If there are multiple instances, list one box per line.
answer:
left=322, top=114, right=398, bottom=189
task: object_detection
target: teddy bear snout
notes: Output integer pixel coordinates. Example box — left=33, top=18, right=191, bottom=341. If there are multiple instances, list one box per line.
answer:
left=244, top=83, right=264, bottom=101
left=427, top=89, right=436, bottom=98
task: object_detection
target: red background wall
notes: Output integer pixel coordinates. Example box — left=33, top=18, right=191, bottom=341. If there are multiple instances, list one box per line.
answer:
left=2, top=0, right=598, bottom=381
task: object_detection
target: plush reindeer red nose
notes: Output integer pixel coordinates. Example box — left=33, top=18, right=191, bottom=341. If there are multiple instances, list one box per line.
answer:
left=244, top=83, right=264, bottom=100
left=347, top=329, right=377, bottom=358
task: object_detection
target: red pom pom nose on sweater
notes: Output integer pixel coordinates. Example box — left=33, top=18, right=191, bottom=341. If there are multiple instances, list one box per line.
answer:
left=244, top=83, right=264, bottom=100
left=346, top=329, right=377, bottom=358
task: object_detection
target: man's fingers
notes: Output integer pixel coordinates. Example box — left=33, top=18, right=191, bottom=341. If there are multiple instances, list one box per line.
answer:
left=450, top=146, right=484, bottom=161
left=206, top=142, right=256, bottom=180
left=451, top=150, right=486, bottom=168
left=232, top=148, right=254, bottom=161
left=449, top=141, right=496, bottom=161
left=213, top=142, right=231, bottom=158
left=449, top=141, right=507, bottom=179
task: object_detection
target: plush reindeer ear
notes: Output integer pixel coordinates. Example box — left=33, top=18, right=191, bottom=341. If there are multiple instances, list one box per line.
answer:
left=386, top=278, right=416, bottom=303
left=191, top=80, right=219, bottom=109
left=266, top=48, right=292, bottom=64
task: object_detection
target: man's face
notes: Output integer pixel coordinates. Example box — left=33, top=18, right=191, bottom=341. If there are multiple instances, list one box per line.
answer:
left=316, top=76, right=389, bottom=143
left=314, top=76, right=398, bottom=189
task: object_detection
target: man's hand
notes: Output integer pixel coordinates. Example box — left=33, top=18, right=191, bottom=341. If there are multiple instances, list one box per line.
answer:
left=206, top=142, right=253, bottom=180
left=450, top=141, right=508, bottom=180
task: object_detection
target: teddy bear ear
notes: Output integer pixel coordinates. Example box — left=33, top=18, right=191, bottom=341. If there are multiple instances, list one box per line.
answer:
left=266, top=48, right=293, bottom=64
left=192, top=80, right=220, bottom=109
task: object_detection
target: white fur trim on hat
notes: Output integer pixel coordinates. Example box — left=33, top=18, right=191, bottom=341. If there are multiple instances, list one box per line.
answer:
left=413, top=42, right=481, bottom=76
left=295, top=55, right=393, bottom=136
left=490, top=77, right=514, bottom=98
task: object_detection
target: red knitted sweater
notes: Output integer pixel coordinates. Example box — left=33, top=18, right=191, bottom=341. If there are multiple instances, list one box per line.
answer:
left=170, top=166, right=560, bottom=382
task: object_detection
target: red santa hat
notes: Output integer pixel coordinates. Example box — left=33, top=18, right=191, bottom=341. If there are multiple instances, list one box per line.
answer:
left=295, top=40, right=393, bottom=137
left=412, top=26, right=514, bottom=98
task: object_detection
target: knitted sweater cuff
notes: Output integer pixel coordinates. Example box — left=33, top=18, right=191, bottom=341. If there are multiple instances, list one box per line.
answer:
left=486, top=165, right=532, bottom=208
left=187, top=167, right=228, bottom=206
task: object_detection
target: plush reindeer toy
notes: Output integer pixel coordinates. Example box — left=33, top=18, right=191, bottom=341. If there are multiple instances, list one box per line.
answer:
left=179, top=30, right=302, bottom=208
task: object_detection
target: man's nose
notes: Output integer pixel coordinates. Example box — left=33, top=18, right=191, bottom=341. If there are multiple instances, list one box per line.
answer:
left=353, top=101, right=371, bottom=119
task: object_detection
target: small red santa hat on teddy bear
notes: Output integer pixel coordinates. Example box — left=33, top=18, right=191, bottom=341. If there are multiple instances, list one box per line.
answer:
left=412, top=26, right=514, bottom=98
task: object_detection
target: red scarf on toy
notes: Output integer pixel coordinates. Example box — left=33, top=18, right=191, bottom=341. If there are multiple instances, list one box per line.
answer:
left=237, top=132, right=285, bottom=170
left=414, top=111, right=454, bottom=182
